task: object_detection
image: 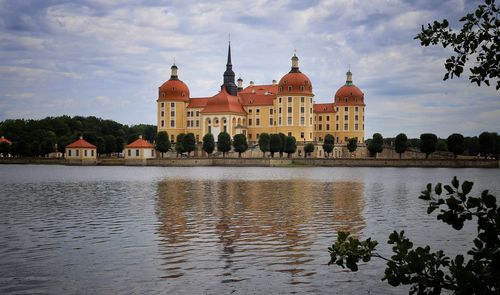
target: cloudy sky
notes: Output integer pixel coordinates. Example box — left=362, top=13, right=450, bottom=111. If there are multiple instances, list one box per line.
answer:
left=0, top=0, right=498, bottom=138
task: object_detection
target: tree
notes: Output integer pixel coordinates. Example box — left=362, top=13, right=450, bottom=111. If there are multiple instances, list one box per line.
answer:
left=323, top=134, right=335, bottom=158
left=328, top=177, right=500, bottom=294
left=447, top=133, right=465, bottom=158
left=285, top=136, right=297, bottom=158
left=258, top=133, right=270, bottom=157
left=175, top=133, right=185, bottom=158
left=217, top=132, right=231, bottom=158
left=183, top=133, right=196, bottom=157
left=368, top=133, right=384, bottom=158
left=269, top=134, right=281, bottom=158
left=202, top=133, right=215, bottom=157
left=0, top=141, right=10, bottom=157
left=464, top=136, right=480, bottom=156
left=347, top=138, right=357, bottom=156
left=103, top=135, right=116, bottom=156
left=57, top=135, right=74, bottom=156
left=278, top=133, right=287, bottom=158
left=233, top=134, right=248, bottom=158
left=96, top=137, right=106, bottom=156
left=436, top=139, right=448, bottom=152
left=479, top=131, right=497, bottom=158
left=395, top=133, right=408, bottom=159
left=420, top=133, right=438, bottom=159
left=415, top=0, right=499, bottom=90
left=304, top=143, right=315, bottom=158
left=156, top=131, right=170, bottom=157
left=115, top=137, right=125, bottom=155
left=41, top=138, right=55, bottom=156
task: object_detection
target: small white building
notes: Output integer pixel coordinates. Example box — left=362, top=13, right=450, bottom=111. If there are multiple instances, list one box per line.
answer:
left=65, top=137, right=97, bottom=161
left=124, top=136, right=155, bottom=159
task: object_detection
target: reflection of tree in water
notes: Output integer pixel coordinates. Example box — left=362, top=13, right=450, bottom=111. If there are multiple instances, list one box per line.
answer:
left=154, top=179, right=365, bottom=284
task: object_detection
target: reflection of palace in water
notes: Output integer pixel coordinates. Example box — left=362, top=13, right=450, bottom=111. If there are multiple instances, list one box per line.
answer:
left=154, top=178, right=365, bottom=284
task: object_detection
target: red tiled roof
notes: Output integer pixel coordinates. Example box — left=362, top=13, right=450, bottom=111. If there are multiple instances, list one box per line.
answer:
left=201, top=87, right=246, bottom=114
left=158, top=78, right=190, bottom=102
left=126, top=137, right=154, bottom=148
left=187, top=97, right=210, bottom=108
left=239, top=84, right=277, bottom=106
left=67, top=138, right=96, bottom=149
left=278, top=72, right=313, bottom=95
left=314, top=103, right=336, bottom=113
left=0, top=136, right=12, bottom=144
left=334, top=84, right=364, bottom=105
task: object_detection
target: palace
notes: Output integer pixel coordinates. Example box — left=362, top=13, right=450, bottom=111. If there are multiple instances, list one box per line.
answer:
left=157, top=43, right=365, bottom=145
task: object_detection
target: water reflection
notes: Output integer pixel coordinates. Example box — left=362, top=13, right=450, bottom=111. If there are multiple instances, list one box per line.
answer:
left=155, top=179, right=365, bottom=288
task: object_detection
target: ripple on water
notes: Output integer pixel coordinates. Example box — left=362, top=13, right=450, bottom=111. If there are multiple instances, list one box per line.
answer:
left=0, top=166, right=498, bottom=294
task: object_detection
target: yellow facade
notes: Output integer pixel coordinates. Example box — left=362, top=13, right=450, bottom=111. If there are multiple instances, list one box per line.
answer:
left=156, top=50, right=365, bottom=145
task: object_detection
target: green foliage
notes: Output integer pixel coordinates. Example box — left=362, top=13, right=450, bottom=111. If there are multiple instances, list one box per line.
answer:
left=479, top=131, right=498, bottom=158
left=347, top=138, right=357, bottom=153
left=0, top=116, right=155, bottom=157
left=96, top=137, right=105, bottom=155
left=464, top=136, right=480, bottom=156
left=183, top=133, right=196, bottom=156
left=233, top=134, right=248, bottom=157
left=420, top=133, right=438, bottom=159
left=447, top=133, right=465, bottom=158
left=415, top=0, right=499, bottom=89
left=258, top=133, right=270, bottom=157
left=269, top=134, right=281, bottom=158
left=278, top=133, right=287, bottom=158
left=175, top=133, right=185, bottom=156
left=103, top=135, right=116, bottom=155
left=202, top=133, right=215, bottom=156
left=323, top=134, right=334, bottom=157
left=304, top=143, right=315, bottom=158
left=329, top=177, right=500, bottom=294
left=155, top=131, right=170, bottom=155
left=328, top=232, right=378, bottom=271
left=284, top=136, right=297, bottom=157
left=395, top=133, right=408, bottom=158
left=436, top=139, right=448, bottom=152
left=368, top=133, right=384, bottom=156
left=0, top=141, right=11, bottom=157
left=217, top=132, right=231, bottom=157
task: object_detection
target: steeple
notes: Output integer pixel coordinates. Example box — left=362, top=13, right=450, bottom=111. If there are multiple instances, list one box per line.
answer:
left=223, top=41, right=237, bottom=96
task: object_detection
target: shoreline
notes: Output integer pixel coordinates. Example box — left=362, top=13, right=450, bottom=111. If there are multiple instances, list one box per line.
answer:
left=0, top=157, right=498, bottom=168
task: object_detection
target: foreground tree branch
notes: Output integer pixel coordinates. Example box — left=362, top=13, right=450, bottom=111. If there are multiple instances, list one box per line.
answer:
left=328, top=177, right=499, bottom=294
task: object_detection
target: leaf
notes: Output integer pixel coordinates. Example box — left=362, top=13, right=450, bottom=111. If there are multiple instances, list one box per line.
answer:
left=435, top=183, right=442, bottom=195
left=461, top=181, right=473, bottom=195
left=444, top=185, right=454, bottom=194
left=452, top=176, right=459, bottom=189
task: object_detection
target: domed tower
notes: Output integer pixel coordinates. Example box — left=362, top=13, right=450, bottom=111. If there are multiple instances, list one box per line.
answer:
left=277, top=53, right=314, bottom=141
left=333, top=69, right=365, bottom=144
left=157, top=63, right=190, bottom=142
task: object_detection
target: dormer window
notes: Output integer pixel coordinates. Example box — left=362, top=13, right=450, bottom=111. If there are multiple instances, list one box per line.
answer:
left=288, top=86, right=292, bottom=92
left=299, top=86, right=305, bottom=91
left=279, top=86, right=283, bottom=92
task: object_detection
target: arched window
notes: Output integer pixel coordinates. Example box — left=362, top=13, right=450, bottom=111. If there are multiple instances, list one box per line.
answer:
left=288, top=86, right=292, bottom=92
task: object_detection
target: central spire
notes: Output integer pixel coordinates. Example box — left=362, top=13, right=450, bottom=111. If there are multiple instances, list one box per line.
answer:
left=223, top=41, right=237, bottom=96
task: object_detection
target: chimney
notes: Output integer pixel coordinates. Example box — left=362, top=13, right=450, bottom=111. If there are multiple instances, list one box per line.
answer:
left=249, top=81, right=254, bottom=86
left=272, top=79, right=277, bottom=85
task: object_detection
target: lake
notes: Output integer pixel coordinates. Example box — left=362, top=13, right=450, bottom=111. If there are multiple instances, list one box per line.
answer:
left=0, top=165, right=498, bottom=294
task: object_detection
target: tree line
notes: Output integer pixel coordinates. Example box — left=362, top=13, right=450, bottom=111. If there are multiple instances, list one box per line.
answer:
left=0, top=116, right=156, bottom=157
left=365, top=132, right=500, bottom=159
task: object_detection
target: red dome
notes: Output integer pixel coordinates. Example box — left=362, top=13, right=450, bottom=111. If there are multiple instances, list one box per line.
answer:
left=278, top=72, right=313, bottom=95
left=334, top=84, right=364, bottom=104
left=158, top=78, right=190, bottom=102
